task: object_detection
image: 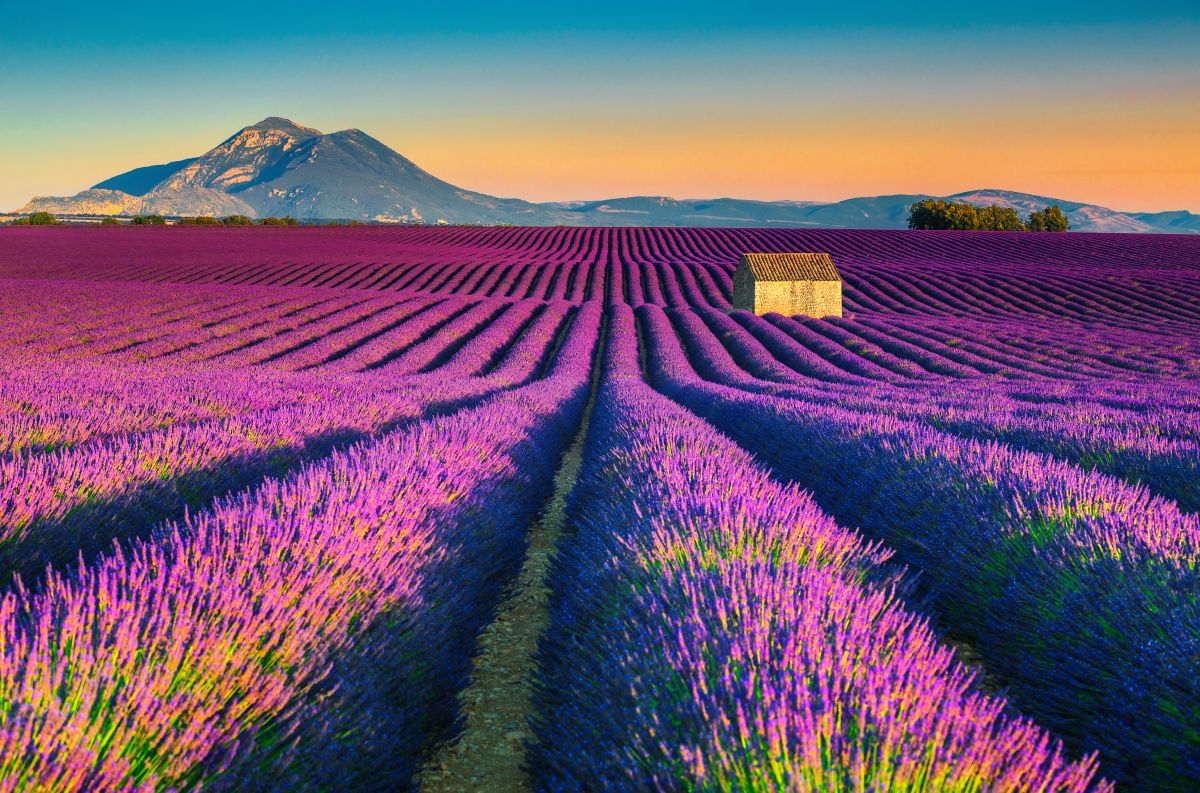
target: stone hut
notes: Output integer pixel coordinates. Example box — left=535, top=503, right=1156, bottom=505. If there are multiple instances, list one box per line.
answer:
left=731, top=253, right=843, bottom=317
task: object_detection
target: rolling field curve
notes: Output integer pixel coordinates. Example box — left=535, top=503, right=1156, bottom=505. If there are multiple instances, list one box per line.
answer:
left=0, top=224, right=1197, bottom=791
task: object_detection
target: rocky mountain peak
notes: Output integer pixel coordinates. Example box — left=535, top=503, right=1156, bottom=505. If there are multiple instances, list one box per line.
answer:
left=155, top=118, right=323, bottom=194
left=248, top=116, right=322, bottom=135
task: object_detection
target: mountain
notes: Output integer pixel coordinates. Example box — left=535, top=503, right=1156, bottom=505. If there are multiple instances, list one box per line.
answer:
left=778, top=194, right=930, bottom=229
left=548, top=190, right=1198, bottom=234
left=1130, top=210, right=1200, bottom=234
left=23, top=117, right=568, bottom=224
left=13, top=117, right=1199, bottom=232
left=538, top=195, right=927, bottom=228
left=943, top=189, right=1162, bottom=233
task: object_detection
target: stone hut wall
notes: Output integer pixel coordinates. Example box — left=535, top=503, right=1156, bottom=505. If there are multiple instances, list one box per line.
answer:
left=754, top=280, right=842, bottom=318
left=732, top=267, right=756, bottom=311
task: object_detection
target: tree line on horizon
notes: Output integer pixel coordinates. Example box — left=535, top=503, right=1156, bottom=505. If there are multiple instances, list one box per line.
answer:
left=9, top=204, right=1072, bottom=231
left=4, top=213, right=363, bottom=227
left=908, top=199, right=1070, bottom=231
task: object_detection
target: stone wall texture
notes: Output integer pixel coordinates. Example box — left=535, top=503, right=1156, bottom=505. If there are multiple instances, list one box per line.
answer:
left=731, top=272, right=843, bottom=317
left=732, top=267, right=755, bottom=313
left=754, top=280, right=842, bottom=317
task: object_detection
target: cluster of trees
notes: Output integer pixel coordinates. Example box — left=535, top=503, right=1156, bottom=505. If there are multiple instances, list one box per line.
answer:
left=10, top=211, right=57, bottom=225
left=108, top=215, right=293, bottom=226
left=1025, top=206, right=1072, bottom=232
left=10, top=213, right=392, bottom=227
left=908, top=199, right=1070, bottom=232
left=178, top=215, right=304, bottom=226
left=174, top=215, right=302, bottom=226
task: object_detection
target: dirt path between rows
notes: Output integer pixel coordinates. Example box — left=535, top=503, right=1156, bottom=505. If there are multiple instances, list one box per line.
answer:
left=419, top=391, right=595, bottom=792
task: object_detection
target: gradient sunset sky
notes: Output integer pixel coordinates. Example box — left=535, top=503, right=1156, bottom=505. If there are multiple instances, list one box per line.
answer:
left=2, top=1, right=1197, bottom=213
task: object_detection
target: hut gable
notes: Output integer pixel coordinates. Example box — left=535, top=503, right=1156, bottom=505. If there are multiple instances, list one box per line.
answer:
left=741, top=253, right=841, bottom=282
left=732, top=252, right=843, bottom=318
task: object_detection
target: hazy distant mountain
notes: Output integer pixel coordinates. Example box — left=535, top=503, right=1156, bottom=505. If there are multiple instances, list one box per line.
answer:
left=1130, top=210, right=1200, bottom=234
left=547, top=190, right=1196, bottom=234
left=535, top=194, right=922, bottom=228
left=14, top=117, right=1199, bottom=232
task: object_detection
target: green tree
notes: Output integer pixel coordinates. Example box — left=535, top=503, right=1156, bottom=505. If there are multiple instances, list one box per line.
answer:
left=1027, top=205, right=1070, bottom=232
left=259, top=216, right=299, bottom=226
left=944, top=202, right=981, bottom=230
left=100, top=217, right=122, bottom=225
left=910, top=199, right=1052, bottom=232
left=907, top=199, right=949, bottom=230
left=908, top=199, right=981, bottom=230
left=176, top=216, right=220, bottom=226
left=977, top=205, right=1026, bottom=231
left=221, top=214, right=255, bottom=226
left=129, top=214, right=166, bottom=225
left=18, top=211, right=59, bottom=225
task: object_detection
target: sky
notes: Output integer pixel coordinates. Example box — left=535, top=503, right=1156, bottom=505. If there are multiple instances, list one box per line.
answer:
left=2, top=1, right=1198, bottom=212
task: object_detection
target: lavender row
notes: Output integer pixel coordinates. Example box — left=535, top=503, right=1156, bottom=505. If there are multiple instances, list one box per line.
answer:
left=6, top=227, right=1196, bottom=317
left=373, top=300, right=509, bottom=375
left=477, top=302, right=574, bottom=385
left=0, top=355, right=554, bottom=586
left=0, top=380, right=583, bottom=791
left=351, top=302, right=591, bottom=399
left=315, top=298, right=472, bottom=374
left=218, top=295, right=424, bottom=368
left=640, top=303, right=1200, bottom=788
left=105, top=294, right=341, bottom=363
left=531, top=306, right=1107, bottom=791
left=822, top=385, right=1200, bottom=513
left=0, top=381, right=432, bottom=584
left=262, top=296, right=440, bottom=371
left=677, top=309, right=1200, bottom=511
left=0, top=360, right=387, bottom=457
left=160, top=294, right=388, bottom=364
left=0, top=300, right=599, bottom=791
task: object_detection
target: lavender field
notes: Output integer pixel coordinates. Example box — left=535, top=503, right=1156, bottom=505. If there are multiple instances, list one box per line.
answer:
left=0, top=225, right=1198, bottom=791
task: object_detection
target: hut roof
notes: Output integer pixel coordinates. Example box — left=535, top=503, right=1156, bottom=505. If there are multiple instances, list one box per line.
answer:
left=740, top=253, right=840, bottom=282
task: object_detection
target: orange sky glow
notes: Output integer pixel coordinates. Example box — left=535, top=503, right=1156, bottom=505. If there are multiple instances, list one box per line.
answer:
left=389, top=92, right=1200, bottom=212
left=3, top=10, right=1198, bottom=214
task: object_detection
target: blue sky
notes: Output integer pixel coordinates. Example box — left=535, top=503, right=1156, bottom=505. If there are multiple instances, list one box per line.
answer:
left=2, top=1, right=1198, bottom=211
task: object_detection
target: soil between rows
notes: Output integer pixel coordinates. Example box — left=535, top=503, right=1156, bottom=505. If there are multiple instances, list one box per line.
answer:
left=419, top=388, right=594, bottom=792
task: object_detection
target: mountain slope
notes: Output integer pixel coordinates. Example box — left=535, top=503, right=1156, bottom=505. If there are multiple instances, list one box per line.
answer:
left=92, top=158, right=198, bottom=197
left=23, top=117, right=567, bottom=223
left=230, top=127, right=565, bottom=223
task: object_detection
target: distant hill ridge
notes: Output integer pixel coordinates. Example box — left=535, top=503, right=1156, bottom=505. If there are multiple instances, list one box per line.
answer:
left=16, top=117, right=1199, bottom=233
